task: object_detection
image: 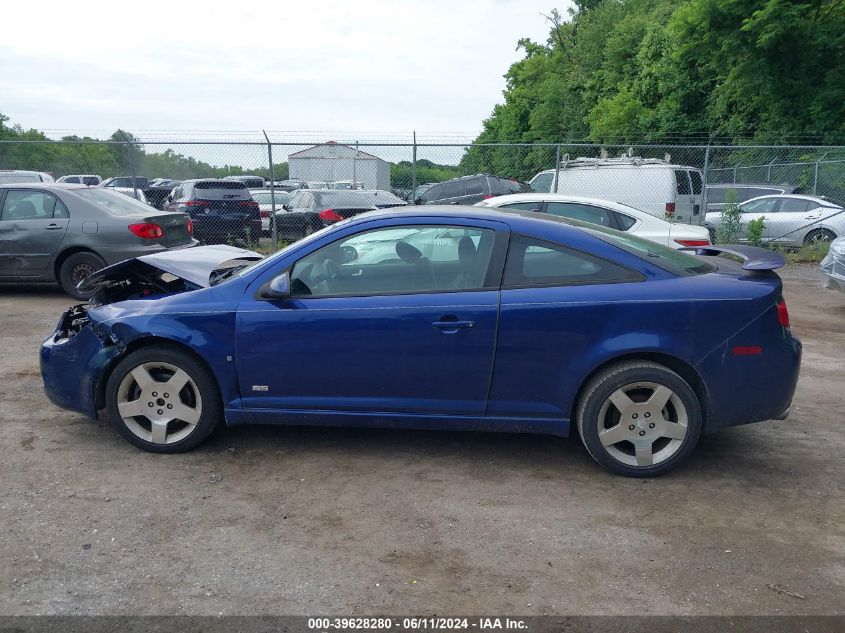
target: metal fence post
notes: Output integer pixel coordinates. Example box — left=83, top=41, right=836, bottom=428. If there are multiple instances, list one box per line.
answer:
left=263, top=130, right=277, bottom=246
left=814, top=161, right=820, bottom=195
left=411, top=131, right=417, bottom=201
left=118, top=129, right=138, bottom=200
left=554, top=143, right=561, bottom=192
left=702, top=141, right=711, bottom=215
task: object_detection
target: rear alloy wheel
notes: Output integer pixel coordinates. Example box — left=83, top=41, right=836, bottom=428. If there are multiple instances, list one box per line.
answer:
left=58, top=252, right=106, bottom=300
left=577, top=361, right=702, bottom=477
left=105, top=346, right=222, bottom=453
left=804, top=229, right=836, bottom=245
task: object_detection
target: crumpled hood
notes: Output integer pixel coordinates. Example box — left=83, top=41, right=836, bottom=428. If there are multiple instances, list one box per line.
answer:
left=77, top=245, right=263, bottom=305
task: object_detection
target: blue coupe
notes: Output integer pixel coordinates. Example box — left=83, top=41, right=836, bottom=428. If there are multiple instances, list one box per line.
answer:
left=40, top=207, right=801, bottom=476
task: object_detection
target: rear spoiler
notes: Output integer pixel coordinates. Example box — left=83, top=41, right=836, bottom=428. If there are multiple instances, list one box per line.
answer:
left=678, top=245, right=786, bottom=271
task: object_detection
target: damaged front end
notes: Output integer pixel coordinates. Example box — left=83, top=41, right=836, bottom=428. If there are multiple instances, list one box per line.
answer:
left=41, top=245, right=262, bottom=418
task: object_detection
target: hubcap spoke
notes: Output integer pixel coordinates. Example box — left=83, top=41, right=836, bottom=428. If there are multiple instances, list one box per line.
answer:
left=150, top=420, right=169, bottom=444
left=172, top=403, right=201, bottom=426
left=608, top=389, right=636, bottom=416
left=166, top=369, right=191, bottom=393
left=663, top=421, right=687, bottom=440
left=634, top=442, right=654, bottom=467
left=117, top=399, right=148, bottom=419
left=130, top=365, right=157, bottom=391
left=647, top=385, right=673, bottom=412
left=599, top=423, right=630, bottom=447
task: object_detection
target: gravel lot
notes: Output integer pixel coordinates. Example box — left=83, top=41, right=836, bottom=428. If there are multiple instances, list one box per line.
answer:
left=1, top=264, right=843, bottom=616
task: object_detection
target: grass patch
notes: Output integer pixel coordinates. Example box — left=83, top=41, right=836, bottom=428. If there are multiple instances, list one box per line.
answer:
left=773, top=242, right=831, bottom=264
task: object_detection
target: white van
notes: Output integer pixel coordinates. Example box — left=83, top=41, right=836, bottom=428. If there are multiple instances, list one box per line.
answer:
left=0, top=170, right=55, bottom=184
left=529, top=156, right=705, bottom=225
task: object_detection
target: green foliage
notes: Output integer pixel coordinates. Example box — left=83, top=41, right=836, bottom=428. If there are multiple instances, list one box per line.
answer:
left=717, top=190, right=742, bottom=243
left=390, top=159, right=462, bottom=188
left=461, top=0, right=845, bottom=178
left=0, top=114, right=288, bottom=181
left=746, top=216, right=766, bottom=247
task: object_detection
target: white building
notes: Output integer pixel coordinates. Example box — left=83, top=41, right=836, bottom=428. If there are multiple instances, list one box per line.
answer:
left=288, top=142, right=390, bottom=190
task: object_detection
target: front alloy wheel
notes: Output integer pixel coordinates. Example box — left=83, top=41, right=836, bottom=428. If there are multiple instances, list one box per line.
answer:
left=577, top=361, right=702, bottom=477
left=105, top=345, right=221, bottom=452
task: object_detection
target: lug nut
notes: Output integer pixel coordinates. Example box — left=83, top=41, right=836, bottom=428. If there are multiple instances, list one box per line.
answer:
left=644, top=412, right=651, bottom=418
left=632, top=413, right=638, bottom=419
left=628, top=424, right=635, bottom=431
left=639, top=430, right=646, bottom=436
left=152, top=392, right=158, bottom=397
left=167, top=404, right=173, bottom=409
left=164, top=393, right=169, bottom=398
left=157, top=409, right=163, bottom=415
left=649, top=422, right=655, bottom=429
left=148, top=402, right=154, bottom=407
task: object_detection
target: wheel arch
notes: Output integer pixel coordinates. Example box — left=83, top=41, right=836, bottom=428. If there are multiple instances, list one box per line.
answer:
left=570, top=351, right=710, bottom=431
left=95, top=335, right=220, bottom=412
left=53, top=246, right=104, bottom=282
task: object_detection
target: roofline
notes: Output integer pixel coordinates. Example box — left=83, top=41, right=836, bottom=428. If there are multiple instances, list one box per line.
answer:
left=288, top=142, right=384, bottom=161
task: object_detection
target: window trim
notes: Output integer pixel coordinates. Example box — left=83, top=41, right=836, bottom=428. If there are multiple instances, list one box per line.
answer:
left=501, top=234, right=645, bottom=290
left=284, top=223, right=510, bottom=300
left=542, top=201, right=623, bottom=231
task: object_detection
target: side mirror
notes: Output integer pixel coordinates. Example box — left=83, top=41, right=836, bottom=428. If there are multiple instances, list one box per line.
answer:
left=257, top=272, right=291, bottom=300
left=282, top=203, right=289, bottom=211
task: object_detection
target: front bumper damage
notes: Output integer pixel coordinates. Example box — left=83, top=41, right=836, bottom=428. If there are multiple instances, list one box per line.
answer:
left=40, top=306, right=121, bottom=419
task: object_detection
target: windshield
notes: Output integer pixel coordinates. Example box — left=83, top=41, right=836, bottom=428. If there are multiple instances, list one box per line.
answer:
left=253, top=191, right=291, bottom=205
left=73, top=188, right=158, bottom=214
left=582, top=223, right=716, bottom=276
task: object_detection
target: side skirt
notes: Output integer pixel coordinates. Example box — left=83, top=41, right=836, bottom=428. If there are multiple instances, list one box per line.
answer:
left=224, top=408, right=570, bottom=437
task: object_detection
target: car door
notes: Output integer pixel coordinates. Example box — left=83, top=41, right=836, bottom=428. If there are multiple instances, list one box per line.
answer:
left=438, top=180, right=465, bottom=205
left=763, top=197, right=812, bottom=245
left=0, top=189, right=70, bottom=277
left=736, top=197, right=779, bottom=242
left=673, top=170, right=695, bottom=224
left=235, top=219, right=508, bottom=416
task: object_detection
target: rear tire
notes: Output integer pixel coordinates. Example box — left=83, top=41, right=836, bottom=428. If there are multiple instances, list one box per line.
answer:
left=105, top=345, right=222, bottom=453
left=576, top=361, right=702, bottom=477
left=804, top=229, right=836, bottom=245
left=58, top=252, right=106, bottom=300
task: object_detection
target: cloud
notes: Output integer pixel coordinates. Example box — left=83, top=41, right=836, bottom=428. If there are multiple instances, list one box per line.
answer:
left=1, top=0, right=566, bottom=139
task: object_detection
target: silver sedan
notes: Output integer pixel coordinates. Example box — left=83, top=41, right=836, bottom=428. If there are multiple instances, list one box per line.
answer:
left=0, top=183, right=196, bottom=299
left=705, top=194, right=845, bottom=246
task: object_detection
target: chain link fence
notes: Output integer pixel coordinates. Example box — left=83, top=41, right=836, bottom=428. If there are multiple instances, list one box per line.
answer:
left=2, top=136, right=844, bottom=250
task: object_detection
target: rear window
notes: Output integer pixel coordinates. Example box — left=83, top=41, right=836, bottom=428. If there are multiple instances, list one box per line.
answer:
left=73, top=188, right=158, bottom=215
left=581, top=223, right=716, bottom=276
left=195, top=181, right=247, bottom=190
left=675, top=170, right=691, bottom=195
left=690, top=171, right=703, bottom=195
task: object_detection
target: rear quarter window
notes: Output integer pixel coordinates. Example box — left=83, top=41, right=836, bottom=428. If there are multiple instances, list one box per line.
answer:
left=503, top=235, right=643, bottom=287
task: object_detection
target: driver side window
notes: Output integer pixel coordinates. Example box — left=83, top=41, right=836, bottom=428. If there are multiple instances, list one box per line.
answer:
left=290, top=225, right=496, bottom=297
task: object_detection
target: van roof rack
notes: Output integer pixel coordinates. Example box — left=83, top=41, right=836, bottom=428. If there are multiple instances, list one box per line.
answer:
left=558, top=150, right=673, bottom=169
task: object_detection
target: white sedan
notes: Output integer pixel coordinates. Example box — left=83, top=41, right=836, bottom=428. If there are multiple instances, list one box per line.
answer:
left=475, top=194, right=711, bottom=249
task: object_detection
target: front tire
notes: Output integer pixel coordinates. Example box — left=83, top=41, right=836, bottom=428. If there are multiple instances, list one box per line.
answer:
left=105, top=345, right=222, bottom=453
left=576, top=361, right=702, bottom=477
left=58, top=252, right=106, bottom=300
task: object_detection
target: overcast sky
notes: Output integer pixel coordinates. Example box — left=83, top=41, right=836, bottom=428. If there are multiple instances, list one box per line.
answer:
left=1, top=0, right=569, bottom=141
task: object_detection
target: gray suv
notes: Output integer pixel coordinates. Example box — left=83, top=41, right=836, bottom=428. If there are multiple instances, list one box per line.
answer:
left=416, top=174, right=524, bottom=205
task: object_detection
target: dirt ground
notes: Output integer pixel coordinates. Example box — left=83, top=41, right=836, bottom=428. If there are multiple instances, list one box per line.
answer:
left=0, top=264, right=843, bottom=616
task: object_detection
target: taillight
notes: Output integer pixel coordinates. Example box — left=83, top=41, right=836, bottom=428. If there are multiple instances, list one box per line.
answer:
left=665, top=202, right=676, bottom=217
left=240, top=200, right=259, bottom=208
left=186, top=218, right=193, bottom=235
left=777, top=299, right=790, bottom=328
left=128, top=223, right=164, bottom=239
left=184, top=199, right=209, bottom=207
left=260, top=210, right=270, bottom=218
left=319, top=208, right=343, bottom=223
left=674, top=239, right=711, bottom=247
left=482, top=194, right=494, bottom=200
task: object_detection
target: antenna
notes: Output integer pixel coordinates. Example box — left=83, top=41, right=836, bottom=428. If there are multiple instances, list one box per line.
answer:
left=600, top=148, right=608, bottom=160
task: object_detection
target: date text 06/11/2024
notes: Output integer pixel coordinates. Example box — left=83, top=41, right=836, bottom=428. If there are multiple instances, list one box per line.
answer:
left=307, top=618, right=528, bottom=631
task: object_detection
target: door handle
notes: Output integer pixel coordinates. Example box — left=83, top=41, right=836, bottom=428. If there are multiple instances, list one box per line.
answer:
left=449, top=201, right=458, bottom=205
left=804, top=215, right=821, bottom=220
left=432, top=319, right=475, bottom=330
left=44, top=224, right=63, bottom=230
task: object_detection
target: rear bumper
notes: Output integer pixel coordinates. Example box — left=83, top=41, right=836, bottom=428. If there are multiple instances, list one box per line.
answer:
left=700, top=334, right=802, bottom=433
